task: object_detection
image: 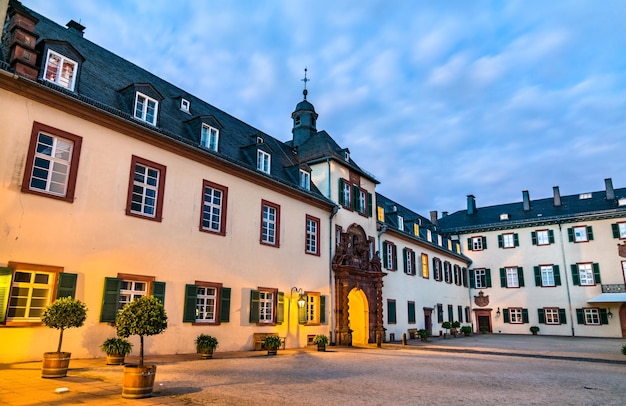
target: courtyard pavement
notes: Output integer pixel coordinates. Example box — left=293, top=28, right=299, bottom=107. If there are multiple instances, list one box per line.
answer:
left=0, top=334, right=624, bottom=405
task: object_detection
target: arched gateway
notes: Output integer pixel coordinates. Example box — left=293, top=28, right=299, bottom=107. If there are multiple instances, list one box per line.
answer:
left=332, top=224, right=386, bottom=346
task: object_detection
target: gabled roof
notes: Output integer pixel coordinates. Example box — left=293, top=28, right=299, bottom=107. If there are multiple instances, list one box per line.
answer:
left=438, top=187, right=626, bottom=234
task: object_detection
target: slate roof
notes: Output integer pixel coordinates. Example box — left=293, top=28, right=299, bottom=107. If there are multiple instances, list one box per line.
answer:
left=3, top=3, right=335, bottom=207
left=438, top=187, right=626, bottom=234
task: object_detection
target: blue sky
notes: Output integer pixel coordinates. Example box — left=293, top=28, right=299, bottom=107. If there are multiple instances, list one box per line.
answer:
left=22, top=0, right=626, bottom=216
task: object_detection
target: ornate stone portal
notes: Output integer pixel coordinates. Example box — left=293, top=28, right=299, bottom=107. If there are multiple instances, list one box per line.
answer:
left=332, top=224, right=386, bottom=346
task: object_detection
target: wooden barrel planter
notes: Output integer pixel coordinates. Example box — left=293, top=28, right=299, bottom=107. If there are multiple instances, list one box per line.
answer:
left=42, top=352, right=71, bottom=378
left=106, top=354, right=125, bottom=365
left=122, top=365, right=157, bottom=399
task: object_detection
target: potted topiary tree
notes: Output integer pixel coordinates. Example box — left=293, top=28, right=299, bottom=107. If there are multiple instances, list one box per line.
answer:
left=313, top=334, right=329, bottom=351
left=441, top=321, right=451, bottom=338
left=115, top=296, right=168, bottom=399
left=530, top=326, right=540, bottom=336
left=100, top=337, right=133, bottom=365
left=40, top=297, right=88, bottom=378
left=451, top=321, right=461, bottom=336
left=263, top=335, right=282, bottom=356
left=195, top=334, right=218, bottom=359
left=460, top=326, right=472, bottom=336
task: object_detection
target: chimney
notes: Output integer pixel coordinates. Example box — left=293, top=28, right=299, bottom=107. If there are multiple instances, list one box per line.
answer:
left=553, top=186, right=561, bottom=207
left=467, top=195, right=476, bottom=215
left=66, top=20, right=85, bottom=36
left=5, top=3, right=39, bottom=80
left=429, top=210, right=438, bottom=226
left=605, top=178, right=615, bottom=201
left=442, top=211, right=448, bottom=217
left=522, top=190, right=531, bottom=211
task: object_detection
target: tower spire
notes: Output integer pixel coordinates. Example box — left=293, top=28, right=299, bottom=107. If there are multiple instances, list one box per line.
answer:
left=301, top=68, right=310, bottom=100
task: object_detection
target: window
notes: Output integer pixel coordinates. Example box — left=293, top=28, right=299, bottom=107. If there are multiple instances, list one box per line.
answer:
left=299, top=170, right=311, bottom=190
left=465, top=306, right=470, bottom=323
left=257, top=150, right=271, bottom=174
left=470, top=268, right=492, bottom=289
left=433, top=258, right=442, bottom=281
left=358, top=190, right=367, bottom=214
left=305, top=215, right=320, bottom=255
left=437, top=304, right=444, bottom=323
left=572, top=263, right=600, bottom=286
left=249, top=288, right=283, bottom=325
left=568, top=226, right=593, bottom=243
left=447, top=304, right=454, bottom=322
left=99, top=274, right=165, bottom=322
left=538, top=308, right=565, bottom=325
left=200, top=180, right=228, bottom=235
left=43, top=50, right=78, bottom=90
left=299, top=292, right=326, bottom=325
left=260, top=200, right=280, bottom=247
left=22, top=122, right=82, bottom=202
left=505, top=308, right=527, bottom=324
left=408, top=301, right=416, bottom=324
left=387, top=299, right=397, bottom=324
left=576, top=308, right=609, bottom=325
left=498, top=233, right=519, bottom=248
left=421, top=253, right=429, bottom=279
left=377, top=206, right=385, bottom=222
left=338, top=178, right=352, bottom=209
left=201, top=124, right=219, bottom=152
left=468, top=236, right=486, bottom=251
left=612, top=223, right=626, bottom=239
left=532, top=229, right=554, bottom=246
left=0, top=262, right=77, bottom=324
left=382, top=241, right=397, bottom=271
left=398, top=216, right=404, bottom=231
left=454, top=265, right=461, bottom=286
left=403, top=248, right=416, bottom=275
left=183, top=282, right=230, bottom=324
left=500, top=267, right=524, bottom=288
left=444, top=261, right=452, bottom=284
left=126, top=155, right=166, bottom=221
left=462, top=267, right=468, bottom=287
left=457, top=306, right=463, bottom=323
left=180, top=98, right=190, bottom=112
left=533, top=265, right=560, bottom=287
left=134, top=92, right=158, bottom=125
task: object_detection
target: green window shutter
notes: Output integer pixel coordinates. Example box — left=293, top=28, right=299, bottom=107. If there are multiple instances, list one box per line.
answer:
left=548, top=230, right=555, bottom=244
left=612, top=224, right=620, bottom=239
left=408, top=302, right=416, bottom=323
left=592, top=263, right=601, bottom=284
left=587, top=226, right=594, bottom=241
left=568, top=227, right=575, bottom=242
left=338, top=179, right=345, bottom=206
left=382, top=242, right=389, bottom=268
left=352, top=185, right=359, bottom=211
left=531, top=231, right=537, bottom=245
left=558, top=308, right=566, bottom=324
left=467, top=238, right=473, bottom=251
left=403, top=248, right=408, bottom=274
left=599, top=309, right=608, bottom=325
left=499, top=268, right=507, bottom=288
left=152, top=281, right=166, bottom=304
left=522, top=308, right=529, bottom=323
left=183, top=284, right=198, bottom=322
left=469, top=269, right=475, bottom=288
left=249, top=290, right=260, bottom=323
left=534, top=266, right=542, bottom=286
left=320, top=296, right=326, bottom=324
left=576, top=309, right=584, bottom=324
left=518, top=267, right=525, bottom=287
left=276, top=291, right=285, bottom=324
left=485, top=269, right=492, bottom=287
left=571, top=264, right=580, bottom=286
left=392, top=245, right=397, bottom=271
left=0, top=267, right=13, bottom=323
left=219, top=287, right=231, bottom=322
left=298, top=299, right=307, bottom=324
left=498, top=235, right=503, bottom=248
left=56, top=273, right=77, bottom=299
left=514, top=233, right=519, bottom=247
left=554, top=265, right=561, bottom=286
left=100, top=277, right=122, bottom=322
left=482, top=236, right=487, bottom=249
left=503, top=308, right=510, bottom=323
left=387, top=300, right=396, bottom=324
left=537, top=308, right=545, bottom=324
left=367, top=193, right=373, bottom=217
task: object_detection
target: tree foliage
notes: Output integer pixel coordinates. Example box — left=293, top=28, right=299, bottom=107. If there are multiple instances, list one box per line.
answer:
left=41, top=297, right=88, bottom=353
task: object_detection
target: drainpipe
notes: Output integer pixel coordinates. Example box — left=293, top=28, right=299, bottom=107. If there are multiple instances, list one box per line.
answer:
left=327, top=158, right=337, bottom=343
left=557, top=221, right=575, bottom=336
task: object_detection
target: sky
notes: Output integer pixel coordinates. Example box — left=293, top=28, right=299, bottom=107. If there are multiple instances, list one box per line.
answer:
left=21, top=0, right=626, bottom=216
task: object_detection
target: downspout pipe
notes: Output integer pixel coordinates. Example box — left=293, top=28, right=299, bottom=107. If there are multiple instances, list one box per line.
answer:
left=557, top=221, right=575, bottom=336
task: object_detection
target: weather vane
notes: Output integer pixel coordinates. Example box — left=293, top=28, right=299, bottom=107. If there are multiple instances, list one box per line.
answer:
left=301, top=68, right=310, bottom=99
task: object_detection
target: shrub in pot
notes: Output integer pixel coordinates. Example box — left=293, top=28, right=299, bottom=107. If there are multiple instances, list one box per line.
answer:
left=263, top=335, right=282, bottom=356
left=530, top=326, right=540, bottom=335
left=417, top=329, right=430, bottom=342
left=313, top=334, right=329, bottom=351
left=100, top=337, right=133, bottom=365
left=115, top=296, right=168, bottom=399
left=40, top=297, right=88, bottom=378
left=479, top=325, right=489, bottom=334
left=195, top=334, right=218, bottom=359
left=460, top=326, right=472, bottom=336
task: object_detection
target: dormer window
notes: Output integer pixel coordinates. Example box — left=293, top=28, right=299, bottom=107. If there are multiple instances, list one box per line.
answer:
left=344, top=151, right=350, bottom=161
left=180, top=98, right=190, bottom=113
left=299, top=169, right=311, bottom=190
left=134, top=92, right=158, bottom=125
left=579, top=193, right=592, bottom=200
left=43, top=50, right=78, bottom=90
left=201, top=124, right=219, bottom=152
left=398, top=215, right=404, bottom=231
left=257, top=150, right=271, bottom=174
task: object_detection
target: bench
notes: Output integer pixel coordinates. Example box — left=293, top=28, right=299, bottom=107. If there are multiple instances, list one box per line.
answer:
left=253, top=332, right=286, bottom=351
left=407, top=328, right=418, bottom=339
